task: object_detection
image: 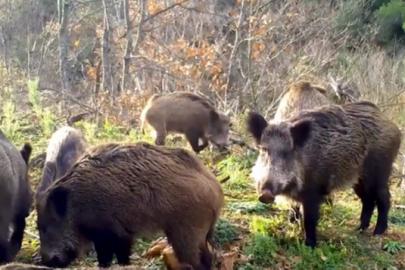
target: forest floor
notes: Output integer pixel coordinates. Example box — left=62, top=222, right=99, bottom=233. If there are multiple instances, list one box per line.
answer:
left=9, top=115, right=405, bottom=270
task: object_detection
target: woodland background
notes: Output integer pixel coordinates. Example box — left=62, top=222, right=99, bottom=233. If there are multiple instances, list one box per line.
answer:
left=1, top=0, right=405, bottom=268
left=1, top=0, right=405, bottom=127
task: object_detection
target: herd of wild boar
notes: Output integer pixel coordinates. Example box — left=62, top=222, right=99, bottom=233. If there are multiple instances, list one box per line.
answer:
left=0, top=79, right=402, bottom=270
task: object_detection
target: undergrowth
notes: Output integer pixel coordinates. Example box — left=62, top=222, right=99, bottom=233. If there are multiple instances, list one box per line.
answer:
left=1, top=106, right=402, bottom=269
left=2, top=80, right=404, bottom=269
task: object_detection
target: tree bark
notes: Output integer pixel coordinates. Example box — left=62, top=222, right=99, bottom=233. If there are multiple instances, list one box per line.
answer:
left=58, top=0, right=71, bottom=92
left=101, top=0, right=112, bottom=96
left=121, top=0, right=133, bottom=92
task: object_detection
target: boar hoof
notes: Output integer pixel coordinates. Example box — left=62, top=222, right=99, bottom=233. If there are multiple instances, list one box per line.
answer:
left=373, top=224, right=388, bottom=235
left=355, top=223, right=369, bottom=232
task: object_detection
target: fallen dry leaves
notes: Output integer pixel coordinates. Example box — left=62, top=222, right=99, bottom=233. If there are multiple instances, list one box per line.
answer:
left=143, top=237, right=250, bottom=269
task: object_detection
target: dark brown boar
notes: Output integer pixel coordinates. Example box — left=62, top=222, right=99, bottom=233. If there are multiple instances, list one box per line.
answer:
left=273, top=81, right=334, bottom=221
left=36, top=126, right=87, bottom=197
left=0, top=130, right=33, bottom=264
left=246, top=100, right=401, bottom=248
left=140, top=92, right=231, bottom=153
left=36, top=142, right=224, bottom=269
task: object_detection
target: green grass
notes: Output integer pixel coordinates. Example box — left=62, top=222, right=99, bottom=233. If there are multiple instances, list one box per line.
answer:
left=5, top=107, right=405, bottom=269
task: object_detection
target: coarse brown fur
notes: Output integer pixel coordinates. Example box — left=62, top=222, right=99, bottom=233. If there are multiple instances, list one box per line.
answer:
left=140, top=92, right=231, bottom=153
left=0, top=129, right=33, bottom=264
left=274, top=81, right=332, bottom=121
left=273, top=81, right=334, bottom=221
left=36, top=142, right=224, bottom=269
left=247, top=101, right=401, bottom=248
left=36, top=126, right=87, bottom=197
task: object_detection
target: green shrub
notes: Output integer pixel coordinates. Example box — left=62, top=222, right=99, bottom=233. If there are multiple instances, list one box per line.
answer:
left=374, top=0, right=405, bottom=45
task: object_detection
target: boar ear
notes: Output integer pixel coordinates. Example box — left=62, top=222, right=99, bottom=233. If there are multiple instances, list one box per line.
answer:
left=48, top=185, right=69, bottom=218
left=210, top=110, right=220, bottom=122
left=246, top=111, right=268, bottom=145
left=290, top=118, right=312, bottom=148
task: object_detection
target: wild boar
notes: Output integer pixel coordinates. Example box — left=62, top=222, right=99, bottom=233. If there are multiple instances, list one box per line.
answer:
left=140, top=92, right=231, bottom=153
left=274, top=81, right=332, bottom=121
left=36, top=142, right=224, bottom=269
left=0, top=131, right=33, bottom=264
left=247, top=101, right=401, bottom=248
left=36, top=126, right=87, bottom=197
left=273, top=81, right=334, bottom=221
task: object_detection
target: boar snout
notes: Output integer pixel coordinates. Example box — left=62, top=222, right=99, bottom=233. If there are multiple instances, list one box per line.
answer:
left=258, top=189, right=275, bottom=204
left=42, top=255, right=69, bottom=268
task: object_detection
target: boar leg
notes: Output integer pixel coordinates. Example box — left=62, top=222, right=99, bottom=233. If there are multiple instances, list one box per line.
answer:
left=93, top=238, right=114, bottom=268
left=302, top=194, right=322, bottom=248
left=9, top=214, right=26, bottom=259
left=185, top=130, right=205, bottom=154
left=0, top=196, right=12, bottom=264
left=154, top=131, right=167, bottom=146
left=113, top=237, right=132, bottom=266
left=374, top=187, right=390, bottom=235
left=165, top=227, right=204, bottom=270
left=0, top=227, right=11, bottom=264
left=353, top=182, right=375, bottom=231
left=198, top=242, right=213, bottom=270
left=198, top=137, right=209, bottom=151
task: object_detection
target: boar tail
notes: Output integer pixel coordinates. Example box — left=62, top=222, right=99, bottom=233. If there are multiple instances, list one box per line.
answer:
left=20, top=143, right=33, bottom=165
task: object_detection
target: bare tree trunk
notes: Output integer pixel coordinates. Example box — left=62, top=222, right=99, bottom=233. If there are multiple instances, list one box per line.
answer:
left=224, top=0, right=246, bottom=104
left=121, top=0, right=133, bottom=92
left=121, top=0, right=145, bottom=92
left=101, top=0, right=112, bottom=97
left=58, top=0, right=71, bottom=92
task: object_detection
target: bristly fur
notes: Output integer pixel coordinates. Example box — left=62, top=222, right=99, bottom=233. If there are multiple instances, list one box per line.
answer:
left=274, top=80, right=332, bottom=121
left=139, top=92, right=231, bottom=153
left=36, top=126, right=87, bottom=196
left=247, top=100, right=401, bottom=248
left=36, top=142, right=224, bottom=269
left=0, top=131, right=33, bottom=264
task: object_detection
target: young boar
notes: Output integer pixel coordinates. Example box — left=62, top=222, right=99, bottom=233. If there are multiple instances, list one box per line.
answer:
left=0, top=130, right=33, bottom=264
left=140, top=92, right=231, bottom=153
left=36, top=126, right=87, bottom=197
left=36, top=142, right=224, bottom=269
left=247, top=101, right=401, bottom=248
left=274, top=81, right=332, bottom=121
left=273, top=81, right=334, bottom=221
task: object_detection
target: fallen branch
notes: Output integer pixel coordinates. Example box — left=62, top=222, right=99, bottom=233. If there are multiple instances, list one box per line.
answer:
left=230, top=137, right=257, bottom=152
left=224, top=193, right=242, bottom=199
left=219, top=175, right=230, bottom=184
left=25, top=230, right=39, bottom=239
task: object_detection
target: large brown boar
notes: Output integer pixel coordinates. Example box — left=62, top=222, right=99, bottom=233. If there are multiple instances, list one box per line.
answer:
left=140, top=92, right=231, bottom=153
left=246, top=101, right=401, bottom=248
left=36, top=126, right=87, bottom=197
left=274, top=81, right=332, bottom=121
left=36, top=142, right=224, bottom=269
left=273, top=81, right=334, bottom=221
left=0, top=130, right=33, bottom=264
